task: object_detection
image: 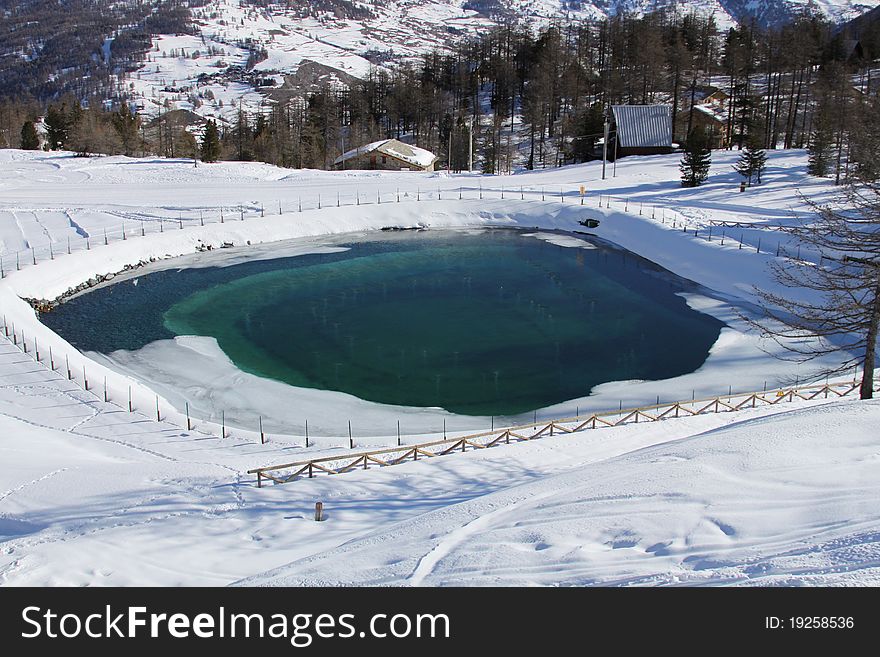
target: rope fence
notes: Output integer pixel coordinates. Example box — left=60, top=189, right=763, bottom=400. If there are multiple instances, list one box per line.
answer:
left=0, top=185, right=805, bottom=279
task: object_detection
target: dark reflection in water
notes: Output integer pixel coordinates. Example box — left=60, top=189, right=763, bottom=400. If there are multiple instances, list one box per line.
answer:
left=43, top=230, right=724, bottom=415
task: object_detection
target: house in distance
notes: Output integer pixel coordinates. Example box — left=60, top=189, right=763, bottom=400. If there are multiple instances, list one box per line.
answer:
left=610, top=105, right=674, bottom=157
left=679, top=88, right=730, bottom=148
left=333, top=138, right=438, bottom=171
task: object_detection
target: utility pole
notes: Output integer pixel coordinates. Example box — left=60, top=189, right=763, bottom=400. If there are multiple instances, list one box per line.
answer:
left=613, top=129, right=618, bottom=177
left=468, top=116, right=473, bottom=173
left=341, top=129, right=346, bottom=171
left=448, top=121, right=453, bottom=173
left=602, top=111, right=610, bottom=180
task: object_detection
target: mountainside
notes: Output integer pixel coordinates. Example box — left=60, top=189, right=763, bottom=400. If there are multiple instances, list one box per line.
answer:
left=0, top=0, right=198, bottom=98
left=2, top=0, right=877, bottom=102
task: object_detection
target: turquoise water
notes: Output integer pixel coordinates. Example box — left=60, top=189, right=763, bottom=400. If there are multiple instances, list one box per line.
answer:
left=43, top=230, right=723, bottom=416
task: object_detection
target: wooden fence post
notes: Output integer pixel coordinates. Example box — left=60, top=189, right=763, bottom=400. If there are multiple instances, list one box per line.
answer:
left=315, top=502, right=324, bottom=521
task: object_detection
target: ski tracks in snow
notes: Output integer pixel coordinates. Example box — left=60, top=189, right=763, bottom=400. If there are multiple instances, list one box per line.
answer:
left=409, top=487, right=564, bottom=586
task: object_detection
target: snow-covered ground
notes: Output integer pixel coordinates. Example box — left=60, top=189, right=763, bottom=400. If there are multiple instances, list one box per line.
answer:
left=0, top=147, right=877, bottom=586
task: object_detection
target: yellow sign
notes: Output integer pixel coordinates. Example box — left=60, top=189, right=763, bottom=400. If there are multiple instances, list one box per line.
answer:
left=579, top=185, right=585, bottom=196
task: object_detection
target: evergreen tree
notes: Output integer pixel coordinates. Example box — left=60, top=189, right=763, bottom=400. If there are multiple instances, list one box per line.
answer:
left=807, top=119, right=833, bottom=177
left=680, top=129, right=712, bottom=187
left=735, top=137, right=767, bottom=186
left=111, top=103, right=141, bottom=156
left=20, top=121, right=40, bottom=150
left=200, top=120, right=221, bottom=163
left=44, top=103, right=75, bottom=150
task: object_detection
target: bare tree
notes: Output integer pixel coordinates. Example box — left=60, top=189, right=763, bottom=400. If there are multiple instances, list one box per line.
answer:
left=750, top=181, right=880, bottom=399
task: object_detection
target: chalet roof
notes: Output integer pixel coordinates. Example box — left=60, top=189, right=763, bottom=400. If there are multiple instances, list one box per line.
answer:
left=693, top=103, right=727, bottom=123
left=611, top=105, right=672, bottom=148
left=705, top=89, right=729, bottom=100
left=334, top=138, right=437, bottom=169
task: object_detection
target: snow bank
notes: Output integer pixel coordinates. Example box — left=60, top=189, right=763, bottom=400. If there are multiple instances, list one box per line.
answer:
left=239, top=399, right=880, bottom=586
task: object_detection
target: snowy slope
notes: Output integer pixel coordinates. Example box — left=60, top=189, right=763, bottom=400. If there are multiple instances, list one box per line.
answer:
left=0, top=148, right=854, bottom=439
left=0, top=148, right=877, bottom=586
left=240, top=399, right=880, bottom=586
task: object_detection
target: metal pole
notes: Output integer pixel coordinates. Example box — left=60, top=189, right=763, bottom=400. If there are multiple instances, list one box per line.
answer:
left=613, top=132, right=618, bottom=177
left=468, top=116, right=473, bottom=173
left=602, top=114, right=609, bottom=180
left=448, top=122, right=453, bottom=173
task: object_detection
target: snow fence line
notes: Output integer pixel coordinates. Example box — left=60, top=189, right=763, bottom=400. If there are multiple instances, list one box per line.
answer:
left=248, top=378, right=876, bottom=487
left=0, top=183, right=787, bottom=279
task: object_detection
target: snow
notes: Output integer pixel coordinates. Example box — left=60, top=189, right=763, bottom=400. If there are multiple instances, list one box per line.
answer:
left=334, top=138, right=438, bottom=169
left=240, top=399, right=880, bottom=586
left=693, top=103, right=727, bottom=123
left=0, top=147, right=877, bottom=586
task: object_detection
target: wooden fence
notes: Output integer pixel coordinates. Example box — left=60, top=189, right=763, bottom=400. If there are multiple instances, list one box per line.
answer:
left=247, top=379, right=870, bottom=486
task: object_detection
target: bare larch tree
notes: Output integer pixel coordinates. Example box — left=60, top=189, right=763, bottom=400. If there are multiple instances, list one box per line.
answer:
left=752, top=181, right=880, bottom=399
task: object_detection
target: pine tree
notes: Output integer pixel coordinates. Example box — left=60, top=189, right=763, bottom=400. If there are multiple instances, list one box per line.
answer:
left=735, top=138, right=767, bottom=186
left=807, top=121, right=833, bottom=177
left=200, top=120, right=221, bottom=163
left=680, top=129, right=712, bottom=187
left=44, top=104, right=74, bottom=150
left=111, top=103, right=141, bottom=157
left=20, top=121, right=40, bottom=150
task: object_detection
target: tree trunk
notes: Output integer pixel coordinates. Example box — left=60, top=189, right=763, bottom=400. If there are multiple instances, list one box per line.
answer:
left=861, top=277, right=880, bottom=400
left=671, top=63, right=680, bottom=142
